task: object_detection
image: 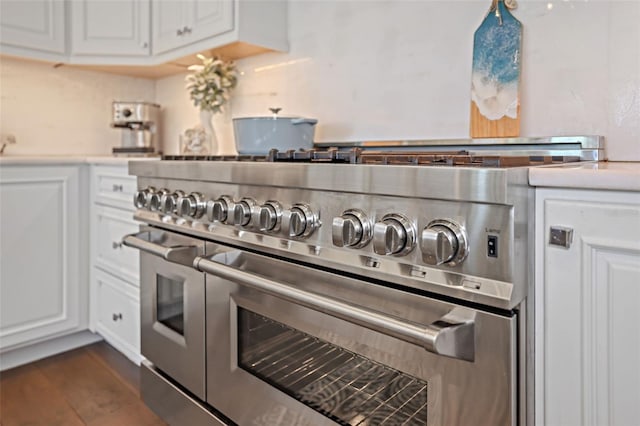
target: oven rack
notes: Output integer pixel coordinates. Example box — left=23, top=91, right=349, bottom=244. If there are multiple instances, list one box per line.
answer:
left=239, top=312, right=428, bottom=425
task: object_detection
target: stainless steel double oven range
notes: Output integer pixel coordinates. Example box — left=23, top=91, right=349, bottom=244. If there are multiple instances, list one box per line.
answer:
left=124, top=136, right=602, bottom=426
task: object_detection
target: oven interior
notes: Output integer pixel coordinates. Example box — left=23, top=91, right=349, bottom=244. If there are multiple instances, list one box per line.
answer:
left=238, top=308, right=429, bottom=425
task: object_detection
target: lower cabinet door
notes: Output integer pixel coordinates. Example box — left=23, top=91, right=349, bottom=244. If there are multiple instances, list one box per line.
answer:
left=0, top=165, right=86, bottom=351
left=537, top=189, right=640, bottom=426
left=94, top=268, right=141, bottom=364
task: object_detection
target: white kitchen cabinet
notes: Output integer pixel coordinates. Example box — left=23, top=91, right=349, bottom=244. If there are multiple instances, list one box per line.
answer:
left=535, top=188, right=640, bottom=426
left=152, top=0, right=287, bottom=62
left=0, top=0, right=66, bottom=61
left=71, top=0, right=150, bottom=57
left=152, top=0, right=233, bottom=55
left=90, top=164, right=142, bottom=364
left=0, top=165, right=88, bottom=353
left=1, top=0, right=286, bottom=77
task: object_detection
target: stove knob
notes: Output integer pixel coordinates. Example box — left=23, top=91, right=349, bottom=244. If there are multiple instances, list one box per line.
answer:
left=206, top=195, right=234, bottom=223
left=134, top=186, right=155, bottom=209
left=233, top=198, right=257, bottom=227
left=283, top=204, right=319, bottom=238
left=372, top=214, right=416, bottom=256
left=177, top=192, right=206, bottom=219
left=159, top=190, right=184, bottom=214
left=421, top=220, right=468, bottom=266
left=332, top=209, right=372, bottom=248
left=256, top=201, right=283, bottom=232
left=148, top=188, right=170, bottom=212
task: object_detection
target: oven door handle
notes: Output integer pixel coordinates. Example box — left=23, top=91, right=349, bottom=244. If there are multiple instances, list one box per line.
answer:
left=123, top=231, right=200, bottom=267
left=194, top=256, right=476, bottom=362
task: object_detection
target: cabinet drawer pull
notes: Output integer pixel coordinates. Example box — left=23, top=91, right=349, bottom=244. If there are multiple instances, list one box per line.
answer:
left=112, top=313, right=123, bottom=321
left=112, top=184, right=124, bottom=192
left=183, top=26, right=192, bottom=34
left=176, top=28, right=183, bottom=36
left=112, top=241, right=123, bottom=249
left=549, top=226, right=573, bottom=248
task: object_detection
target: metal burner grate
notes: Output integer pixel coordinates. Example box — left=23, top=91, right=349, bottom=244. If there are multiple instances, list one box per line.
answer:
left=158, top=136, right=601, bottom=165
left=238, top=309, right=428, bottom=425
left=356, top=151, right=583, bottom=167
left=163, top=149, right=583, bottom=168
left=162, top=154, right=268, bottom=161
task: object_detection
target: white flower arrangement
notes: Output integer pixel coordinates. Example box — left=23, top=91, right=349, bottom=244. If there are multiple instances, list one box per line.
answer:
left=185, top=54, right=238, bottom=113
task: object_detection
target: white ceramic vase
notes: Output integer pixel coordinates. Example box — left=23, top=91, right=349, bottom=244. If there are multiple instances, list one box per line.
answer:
left=199, top=109, right=219, bottom=155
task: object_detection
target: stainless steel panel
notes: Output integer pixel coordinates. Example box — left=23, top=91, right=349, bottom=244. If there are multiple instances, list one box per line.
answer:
left=204, top=245, right=517, bottom=426
left=141, top=361, right=226, bottom=426
left=130, top=160, right=527, bottom=205
left=128, top=154, right=537, bottom=309
left=138, top=229, right=207, bottom=400
left=131, top=180, right=523, bottom=309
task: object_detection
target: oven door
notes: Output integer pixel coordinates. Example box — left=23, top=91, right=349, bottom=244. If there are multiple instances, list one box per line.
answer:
left=196, top=248, right=517, bottom=426
left=123, top=228, right=207, bottom=400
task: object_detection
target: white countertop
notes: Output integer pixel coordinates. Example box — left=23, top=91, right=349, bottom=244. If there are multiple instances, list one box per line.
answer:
left=529, top=161, right=640, bottom=191
left=3, top=156, right=638, bottom=192
left=0, top=155, right=160, bottom=166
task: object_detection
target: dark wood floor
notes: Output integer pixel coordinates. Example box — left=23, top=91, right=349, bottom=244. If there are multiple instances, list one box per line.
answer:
left=0, top=342, right=166, bottom=426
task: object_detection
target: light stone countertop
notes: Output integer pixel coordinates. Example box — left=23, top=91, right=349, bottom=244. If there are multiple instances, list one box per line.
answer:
left=529, top=161, right=640, bottom=192
left=0, top=155, right=160, bottom=166
left=3, top=157, right=638, bottom=192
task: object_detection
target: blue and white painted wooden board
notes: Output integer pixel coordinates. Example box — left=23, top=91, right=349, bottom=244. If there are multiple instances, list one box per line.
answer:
left=470, top=0, right=522, bottom=138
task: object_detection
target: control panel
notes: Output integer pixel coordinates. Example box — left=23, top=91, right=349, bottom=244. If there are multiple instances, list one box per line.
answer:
left=132, top=181, right=518, bottom=306
left=135, top=187, right=322, bottom=240
left=133, top=186, right=477, bottom=269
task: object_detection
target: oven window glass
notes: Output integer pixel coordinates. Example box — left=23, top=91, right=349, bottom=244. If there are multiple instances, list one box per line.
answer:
left=156, top=275, right=184, bottom=335
left=238, top=309, right=428, bottom=425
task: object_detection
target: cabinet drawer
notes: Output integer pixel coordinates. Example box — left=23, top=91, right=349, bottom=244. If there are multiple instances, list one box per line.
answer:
left=95, top=205, right=139, bottom=285
left=93, top=166, right=136, bottom=210
left=94, top=269, right=141, bottom=364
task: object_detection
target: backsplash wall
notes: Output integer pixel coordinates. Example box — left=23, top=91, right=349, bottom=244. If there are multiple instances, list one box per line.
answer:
left=0, top=57, right=156, bottom=156
left=3, top=2, right=636, bottom=159
left=159, top=0, right=639, bottom=161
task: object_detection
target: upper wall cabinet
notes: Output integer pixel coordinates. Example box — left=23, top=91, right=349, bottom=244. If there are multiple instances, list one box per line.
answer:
left=71, top=0, right=150, bottom=57
left=152, top=0, right=288, bottom=68
left=0, top=0, right=66, bottom=61
left=153, top=0, right=233, bottom=55
left=0, top=0, right=288, bottom=77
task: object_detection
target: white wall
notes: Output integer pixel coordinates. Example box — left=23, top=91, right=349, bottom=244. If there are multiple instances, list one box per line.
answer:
left=159, top=0, right=640, bottom=161
left=3, top=1, right=637, bottom=159
left=0, top=57, right=156, bottom=156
